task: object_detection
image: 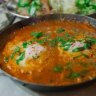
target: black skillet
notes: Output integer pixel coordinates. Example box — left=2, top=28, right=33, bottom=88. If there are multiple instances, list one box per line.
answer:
left=0, top=14, right=96, bottom=91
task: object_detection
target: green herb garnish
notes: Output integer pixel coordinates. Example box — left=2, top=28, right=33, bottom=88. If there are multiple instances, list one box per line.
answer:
left=68, top=70, right=88, bottom=79
left=92, top=62, right=96, bottom=67
left=31, top=32, right=43, bottom=38
left=4, top=57, right=9, bottom=63
left=22, top=42, right=30, bottom=48
left=28, top=0, right=42, bottom=16
left=10, top=46, right=20, bottom=59
left=72, top=47, right=84, bottom=52
left=87, top=37, right=96, bottom=44
left=37, top=39, right=47, bottom=45
left=49, top=38, right=58, bottom=47
left=53, top=65, right=63, bottom=73
left=60, top=41, right=72, bottom=51
left=64, top=32, right=74, bottom=40
left=73, top=53, right=89, bottom=59
left=56, top=28, right=65, bottom=33
left=16, top=52, right=25, bottom=64
left=64, top=62, right=72, bottom=70
left=81, top=53, right=89, bottom=58
left=68, top=72, right=81, bottom=79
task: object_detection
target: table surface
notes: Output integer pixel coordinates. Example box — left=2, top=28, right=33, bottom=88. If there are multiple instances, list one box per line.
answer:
left=1, top=14, right=96, bottom=96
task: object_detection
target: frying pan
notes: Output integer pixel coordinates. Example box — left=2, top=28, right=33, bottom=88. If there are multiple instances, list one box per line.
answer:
left=0, top=14, right=96, bottom=91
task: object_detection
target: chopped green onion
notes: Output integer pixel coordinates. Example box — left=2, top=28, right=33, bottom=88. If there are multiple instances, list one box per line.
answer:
left=55, top=36, right=65, bottom=42
left=83, top=42, right=91, bottom=49
left=64, top=32, right=74, bottom=40
left=87, top=37, right=96, bottom=44
left=14, top=46, right=20, bottom=53
left=72, top=47, right=84, bottom=52
left=28, top=6, right=36, bottom=16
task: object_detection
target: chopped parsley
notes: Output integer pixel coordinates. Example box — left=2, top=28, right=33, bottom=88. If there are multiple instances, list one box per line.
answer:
left=53, top=65, right=63, bottom=73
left=64, top=62, right=72, bottom=70
left=73, top=53, right=89, bottom=59
left=22, top=42, right=29, bottom=48
left=13, top=46, right=20, bottom=53
left=22, top=41, right=32, bottom=48
left=31, top=32, right=43, bottom=38
left=87, top=37, right=96, bottom=44
left=37, top=39, right=47, bottom=45
left=81, top=53, right=89, bottom=58
left=10, top=46, right=20, bottom=59
left=49, top=36, right=73, bottom=48
left=72, top=41, right=91, bottom=52
left=68, top=70, right=88, bottom=79
left=63, top=32, right=75, bottom=40
left=49, top=38, right=58, bottom=47
left=56, top=28, right=65, bottom=33
left=59, top=38, right=92, bottom=52
left=30, top=39, right=37, bottom=44
left=60, top=41, right=72, bottom=51
left=4, top=57, right=9, bottom=63
left=16, top=52, right=25, bottom=64
left=68, top=72, right=81, bottom=79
